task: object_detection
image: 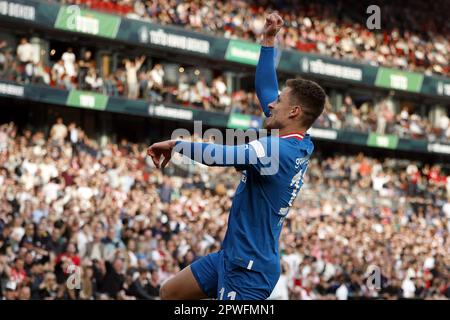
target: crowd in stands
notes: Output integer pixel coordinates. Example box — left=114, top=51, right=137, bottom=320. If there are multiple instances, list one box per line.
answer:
left=0, top=37, right=263, bottom=116
left=51, top=0, right=450, bottom=76
left=316, top=95, right=450, bottom=142
left=1, top=36, right=449, bottom=143
left=0, top=119, right=449, bottom=300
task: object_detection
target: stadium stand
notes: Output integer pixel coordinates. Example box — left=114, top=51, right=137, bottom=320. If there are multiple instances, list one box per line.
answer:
left=1, top=36, right=449, bottom=142
left=51, top=0, right=450, bottom=76
left=0, top=120, right=449, bottom=300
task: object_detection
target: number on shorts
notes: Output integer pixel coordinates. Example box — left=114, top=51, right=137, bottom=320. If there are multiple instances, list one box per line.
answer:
left=227, top=291, right=236, bottom=300
left=219, top=287, right=236, bottom=300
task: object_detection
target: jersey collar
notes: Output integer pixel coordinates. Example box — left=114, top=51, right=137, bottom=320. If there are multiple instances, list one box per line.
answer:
left=279, top=132, right=305, bottom=140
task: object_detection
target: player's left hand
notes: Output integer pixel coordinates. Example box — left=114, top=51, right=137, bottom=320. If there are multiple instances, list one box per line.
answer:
left=147, top=140, right=177, bottom=169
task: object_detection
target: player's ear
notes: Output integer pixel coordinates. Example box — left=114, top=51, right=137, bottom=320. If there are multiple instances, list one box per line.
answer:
left=289, top=105, right=301, bottom=118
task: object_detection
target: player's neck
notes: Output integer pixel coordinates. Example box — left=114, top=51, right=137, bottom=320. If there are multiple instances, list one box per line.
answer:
left=277, top=126, right=307, bottom=137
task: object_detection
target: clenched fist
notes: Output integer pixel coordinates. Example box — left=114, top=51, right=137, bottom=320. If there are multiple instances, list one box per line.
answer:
left=263, top=12, right=284, bottom=39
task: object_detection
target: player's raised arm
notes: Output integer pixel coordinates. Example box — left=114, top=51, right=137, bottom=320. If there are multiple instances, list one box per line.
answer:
left=255, top=12, right=283, bottom=117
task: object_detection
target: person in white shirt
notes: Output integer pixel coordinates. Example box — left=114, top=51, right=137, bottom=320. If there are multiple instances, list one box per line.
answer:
left=267, top=263, right=290, bottom=300
left=42, top=179, right=60, bottom=204
left=402, top=276, right=416, bottom=298
left=51, top=60, right=66, bottom=87
left=17, top=38, right=35, bottom=82
left=336, top=283, right=349, bottom=300
left=211, top=75, right=231, bottom=109
left=16, top=38, right=33, bottom=63
left=50, top=118, right=68, bottom=144
left=372, top=171, right=391, bottom=192
left=125, top=56, right=146, bottom=99
left=61, top=47, right=76, bottom=78
left=85, top=68, right=103, bottom=91
left=212, top=75, right=227, bottom=96
left=148, top=63, right=164, bottom=92
left=282, top=244, right=301, bottom=283
left=68, top=122, right=79, bottom=145
left=39, top=157, right=59, bottom=184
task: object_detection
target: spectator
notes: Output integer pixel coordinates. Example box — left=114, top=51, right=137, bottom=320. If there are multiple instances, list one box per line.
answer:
left=148, top=63, right=165, bottom=92
left=51, top=59, right=66, bottom=87
left=78, top=50, right=95, bottom=90
left=80, top=263, right=97, bottom=300
left=0, top=39, right=12, bottom=73
left=84, top=225, right=107, bottom=261
left=61, top=47, right=77, bottom=78
left=18, top=286, right=31, bottom=300
left=16, top=38, right=34, bottom=82
left=147, top=268, right=161, bottom=299
left=38, top=272, right=59, bottom=300
left=104, top=73, right=119, bottom=97
left=32, top=61, right=51, bottom=85
left=85, top=68, right=103, bottom=92
left=2, top=281, right=18, bottom=300
left=125, top=56, right=146, bottom=99
left=211, top=75, right=229, bottom=110
left=268, top=262, right=289, bottom=300
left=50, top=117, right=68, bottom=145
left=128, top=267, right=154, bottom=300
left=100, top=258, right=126, bottom=299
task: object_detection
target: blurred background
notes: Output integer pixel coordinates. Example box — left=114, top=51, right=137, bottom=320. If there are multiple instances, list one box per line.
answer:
left=0, top=0, right=449, bottom=300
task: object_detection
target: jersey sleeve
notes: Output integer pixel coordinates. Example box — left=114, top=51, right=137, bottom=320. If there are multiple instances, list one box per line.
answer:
left=174, top=137, right=280, bottom=176
left=255, top=46, right=279, bottom=117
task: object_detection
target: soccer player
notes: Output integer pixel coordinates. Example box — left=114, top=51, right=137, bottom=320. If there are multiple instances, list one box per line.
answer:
left=147, top=12, right=326, bottom=300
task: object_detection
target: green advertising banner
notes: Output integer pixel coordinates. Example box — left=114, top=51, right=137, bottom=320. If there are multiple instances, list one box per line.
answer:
left=366, top=133, right=399, bottom=149
left=54, top=5, right=121, bottom=38
left=227, top=113, right=252, bottom=129
left=66, top=90, right=108, bottom=110
left=375, top=67, right=424, bottom=93
left=225, top=39, right=261, bottom=65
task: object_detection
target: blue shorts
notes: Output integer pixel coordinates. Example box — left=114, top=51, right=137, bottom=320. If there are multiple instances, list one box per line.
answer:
left=190, top=250, right=279, bottom=300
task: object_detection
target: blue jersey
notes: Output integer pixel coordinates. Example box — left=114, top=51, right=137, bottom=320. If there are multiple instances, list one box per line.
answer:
left=222, top=134, right=313, bottom=273
left=174, top=45, right=314, bottom=277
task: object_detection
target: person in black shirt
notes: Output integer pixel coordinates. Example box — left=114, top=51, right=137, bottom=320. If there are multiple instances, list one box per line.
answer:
left=128, top=267, right=154, bottom=300
left=100, top=258, right=125, bottom=299
left=382, top=278, right=402, bottom=299
left=78, top=50, right=94, bottom=90
left=0, top=225, right=12, bottom=255
left=147, top=268, right=161, bottom=299
left=34, top=223, right=51, bottom=251
left=38, top=272, right=59, bottom=300
left=30, top=262, right=45, bottom=300
left=45, top=228, right=66, bottom=255
left=23, top=250, right=35, bottom=275
left=19, top=223, right=35, bottom=249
